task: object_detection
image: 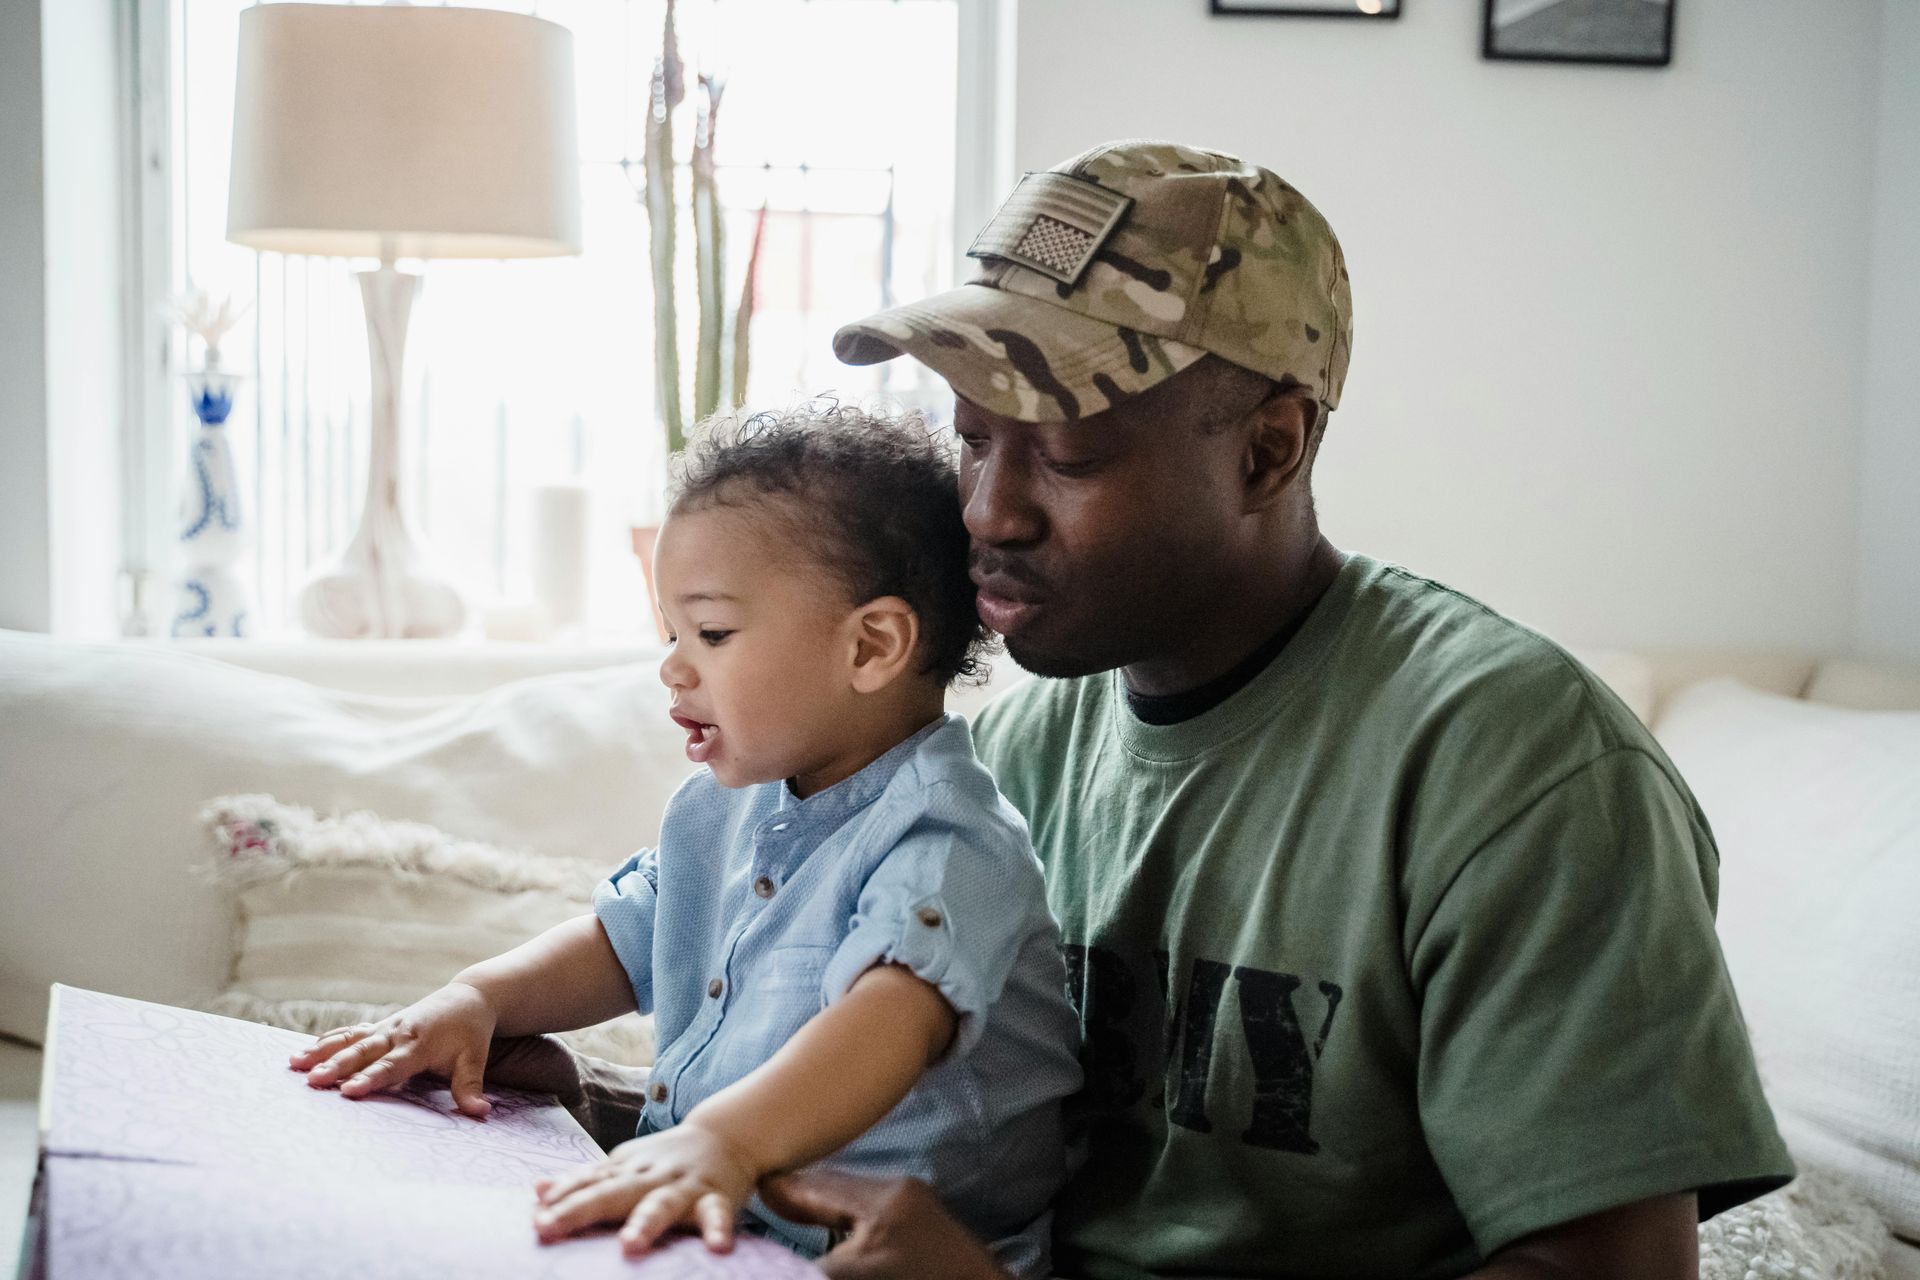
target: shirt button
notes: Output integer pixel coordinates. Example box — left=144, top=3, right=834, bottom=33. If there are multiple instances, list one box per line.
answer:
left=916, top=906, right=943, bottom=928
left=754, top=875, right=776, bottom=899
left=771, top=822, right=789, bottom=832
left=707, top=978, right=723, bottom=999
left=649, top=1082, right=668, bottom=1104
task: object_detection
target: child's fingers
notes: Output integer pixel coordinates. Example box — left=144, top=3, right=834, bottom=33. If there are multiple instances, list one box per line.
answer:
left=693, top=1193, right=737, bottom=1253
left=289, top=1025, right=369, bottom=1069
left=304, top=1031, right=391, bottom=1086
left=336, top=1049, right=419, bottom=1098
left=449, top=1049, right=492, bottom=1119
left=533, top=1170, right=653, bottom=1243
left=536, top=1161, right=616, bottom=1208
left=619, top=1183, right=699, bottom=1256
left=539, top=1152, right=654, bottom=1207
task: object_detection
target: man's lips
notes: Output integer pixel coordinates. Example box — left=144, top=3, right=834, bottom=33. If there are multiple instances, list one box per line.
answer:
left=670, top=710, right=720, bottom=764
left=972, top=571, right=1046, bottom=636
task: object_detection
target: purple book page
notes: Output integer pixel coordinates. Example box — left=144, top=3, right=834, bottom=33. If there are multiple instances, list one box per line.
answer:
left=39, top=987, right=824, bottom=1278
left=46, top=1160, right=822, bottom=1279
left=44, top=985, right=602, bottom=1188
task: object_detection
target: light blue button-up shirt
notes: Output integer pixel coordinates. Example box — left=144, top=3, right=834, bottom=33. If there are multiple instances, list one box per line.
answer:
left=592, top=714, right=1082, bottom=1277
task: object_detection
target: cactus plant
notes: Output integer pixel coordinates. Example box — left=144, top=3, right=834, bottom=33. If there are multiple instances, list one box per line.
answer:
left=643, top=1, right=686, bottom=455
left=640, top=0, right=761, bottom=458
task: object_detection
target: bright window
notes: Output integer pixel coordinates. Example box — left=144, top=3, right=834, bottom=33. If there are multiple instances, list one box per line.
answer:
left=159, top=0, right=966, bottom=638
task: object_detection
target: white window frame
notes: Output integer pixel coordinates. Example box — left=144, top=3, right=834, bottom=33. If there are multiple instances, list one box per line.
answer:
left=121, top=0, right=175, bottom=637
left=118, top=0, right=1017, bottom=640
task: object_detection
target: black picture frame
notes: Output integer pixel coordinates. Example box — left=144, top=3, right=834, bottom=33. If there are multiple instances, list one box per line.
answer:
left=1481, top=0, right=1675, bottom=67
left=1210, top=0, right=1402, bottom=18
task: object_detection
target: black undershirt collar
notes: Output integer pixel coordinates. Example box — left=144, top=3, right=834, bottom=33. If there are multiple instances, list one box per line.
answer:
left=1123, top=603, right=1317, bottom=727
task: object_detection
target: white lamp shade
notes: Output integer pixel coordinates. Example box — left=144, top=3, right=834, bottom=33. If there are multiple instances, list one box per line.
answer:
left=227, top=3, right=582, bottom=260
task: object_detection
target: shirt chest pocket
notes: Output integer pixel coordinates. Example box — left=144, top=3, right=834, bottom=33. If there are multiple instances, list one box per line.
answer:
left=710, top=944, right=835, bottom=1070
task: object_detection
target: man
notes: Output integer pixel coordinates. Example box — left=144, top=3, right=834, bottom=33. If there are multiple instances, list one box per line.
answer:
left=775, top=140, right=1791, bottom=1278
left=504, top=140, right=1792, bottom=1277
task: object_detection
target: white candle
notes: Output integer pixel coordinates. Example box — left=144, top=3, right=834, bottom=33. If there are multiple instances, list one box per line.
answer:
left=531, top=483, right=591, bottom=633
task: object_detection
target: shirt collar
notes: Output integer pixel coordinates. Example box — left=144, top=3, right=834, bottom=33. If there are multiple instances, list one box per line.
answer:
left=773, top=713, right=951, bottom=824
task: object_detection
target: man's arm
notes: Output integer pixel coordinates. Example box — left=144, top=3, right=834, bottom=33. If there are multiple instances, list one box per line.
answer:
left=759, top=1171, right=1009, bottom=1280
left=484, top=1034, right=654, bottom=1153
left=758, top=1178, right=1701, bottom=1280
left=1467, top=1193, right=1699, bottom=1280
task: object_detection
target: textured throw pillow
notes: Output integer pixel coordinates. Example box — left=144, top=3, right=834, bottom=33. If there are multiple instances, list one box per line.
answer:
left=201, top=794, right=653, bottom=1067
left=1657, top=679, right=1920, bottom=1240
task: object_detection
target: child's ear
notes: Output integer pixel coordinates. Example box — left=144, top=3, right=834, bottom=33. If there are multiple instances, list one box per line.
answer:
left=846, top=596, right=920, bottom=694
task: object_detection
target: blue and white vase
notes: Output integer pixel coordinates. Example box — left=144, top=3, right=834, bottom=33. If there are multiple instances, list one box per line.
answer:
left=171, top=368, right=253, bottom=638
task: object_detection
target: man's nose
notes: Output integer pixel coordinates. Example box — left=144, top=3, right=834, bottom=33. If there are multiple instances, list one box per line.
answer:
left=962, top=448, right=1043, bottom=547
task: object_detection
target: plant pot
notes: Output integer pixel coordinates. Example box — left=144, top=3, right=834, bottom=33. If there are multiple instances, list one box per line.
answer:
left=629, top=523, right=671, bottom=643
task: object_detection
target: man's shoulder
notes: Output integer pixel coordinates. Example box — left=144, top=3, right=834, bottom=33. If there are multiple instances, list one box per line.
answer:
left=1341, top=556, right=1702, bottom=870
left=1341, top=555, right=1648, bottom=756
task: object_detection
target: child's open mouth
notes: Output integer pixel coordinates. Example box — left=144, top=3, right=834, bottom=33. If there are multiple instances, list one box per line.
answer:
left=670, top=710, right=720, bottom=764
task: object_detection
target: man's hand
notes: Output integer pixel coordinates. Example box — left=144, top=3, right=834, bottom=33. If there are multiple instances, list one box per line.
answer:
left=485, top=1037, right=655, bottom=1154
left=482, top=1034, right=587, bottom=1110
left=1470, top=1192, right=1700, bottom=1279
left=533, top=1123, right=758, bottom=1256
left=289, top=982, right=498, bottom=1117
left=759, top=1171, right=1010, bottom=1280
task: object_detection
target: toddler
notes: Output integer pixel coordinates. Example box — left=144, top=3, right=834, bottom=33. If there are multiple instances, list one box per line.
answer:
left=289, top=406, right=1082, bottom=1277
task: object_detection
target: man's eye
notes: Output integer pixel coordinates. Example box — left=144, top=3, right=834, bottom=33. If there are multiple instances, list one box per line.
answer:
left=956, top=433, right=987, bottom=453
left=698, top=629, right=733, bottom=646
left=1046, top=457, right=1098, bottom=477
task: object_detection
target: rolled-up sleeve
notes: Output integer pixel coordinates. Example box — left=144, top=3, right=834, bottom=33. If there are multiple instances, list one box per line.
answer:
left=592, top=849, right=661, bottom=1014
left=820, top=784, right=1044, bottom=1059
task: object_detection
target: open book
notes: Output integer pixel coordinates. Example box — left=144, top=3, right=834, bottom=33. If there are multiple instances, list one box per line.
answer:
left=24, top=986, right=820, bottom=1278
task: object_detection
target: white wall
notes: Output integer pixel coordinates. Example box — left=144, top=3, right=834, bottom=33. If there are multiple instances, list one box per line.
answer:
left=0, top=0, right=127, bottom=638
left=1857, top=0, right=1920, bottom=663
left=41, top=0, right=125, bottom=639
left=1013, top=0, right=1882, bottom=651
left=0, top=0, right=53, bottom=634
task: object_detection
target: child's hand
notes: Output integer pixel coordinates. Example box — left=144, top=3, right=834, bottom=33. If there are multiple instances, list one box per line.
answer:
left=288, top=981, right=499, bottom=1117
left=532, top=1123, right=758, bottom=1256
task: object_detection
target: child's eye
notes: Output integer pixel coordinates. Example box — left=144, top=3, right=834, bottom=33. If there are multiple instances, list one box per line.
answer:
left=698, top=629, right=733, bottom=646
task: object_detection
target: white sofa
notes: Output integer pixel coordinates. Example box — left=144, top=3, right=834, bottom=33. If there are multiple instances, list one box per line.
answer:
left=3, top=631, right=1917, bottom=1276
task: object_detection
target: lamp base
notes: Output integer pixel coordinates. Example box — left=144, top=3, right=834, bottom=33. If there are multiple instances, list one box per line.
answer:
left=298, top=531, right=466, bottom=640
left=298, top=263, right=466, bottom=640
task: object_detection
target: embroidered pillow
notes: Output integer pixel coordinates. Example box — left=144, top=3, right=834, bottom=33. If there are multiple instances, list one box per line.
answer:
left=201, top=794, right=652, bottom=1067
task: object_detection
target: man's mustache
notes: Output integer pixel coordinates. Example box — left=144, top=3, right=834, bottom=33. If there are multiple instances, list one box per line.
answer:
left=970, top=551, right=1048, bottom=592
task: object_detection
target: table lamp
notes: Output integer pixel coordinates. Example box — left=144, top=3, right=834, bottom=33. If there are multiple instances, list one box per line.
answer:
left=226, top=1, right=581, bottom=639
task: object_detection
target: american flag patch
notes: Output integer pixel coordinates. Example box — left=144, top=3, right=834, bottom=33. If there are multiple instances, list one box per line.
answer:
left=968, top=172, right=1133, bottom=286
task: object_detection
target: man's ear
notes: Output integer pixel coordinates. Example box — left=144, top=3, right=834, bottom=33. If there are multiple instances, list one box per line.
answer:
left=846, top=596, right=921, bottom=694
left=1242, top=392, right=1315, bottom=513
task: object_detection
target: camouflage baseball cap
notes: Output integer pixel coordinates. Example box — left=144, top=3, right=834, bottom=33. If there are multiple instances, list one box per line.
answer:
left=833, top=139, right=1353, bottom=424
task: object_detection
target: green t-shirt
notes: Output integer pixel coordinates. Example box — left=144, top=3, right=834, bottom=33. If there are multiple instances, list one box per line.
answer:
left=971, top=553, right=1791, bottom=1280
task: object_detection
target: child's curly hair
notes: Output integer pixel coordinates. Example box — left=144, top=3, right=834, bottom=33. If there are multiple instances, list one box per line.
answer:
left=668, top=403, right=994, bottom=687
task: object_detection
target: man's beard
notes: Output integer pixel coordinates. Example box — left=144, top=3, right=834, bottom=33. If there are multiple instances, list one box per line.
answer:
left=1003, top=633, right=1122, bottom=681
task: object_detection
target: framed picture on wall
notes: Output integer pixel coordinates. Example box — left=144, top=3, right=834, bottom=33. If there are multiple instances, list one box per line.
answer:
left=1482, top=0, right=1675, bottom=66
left=1211, top=0, right=1402, bottom=18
